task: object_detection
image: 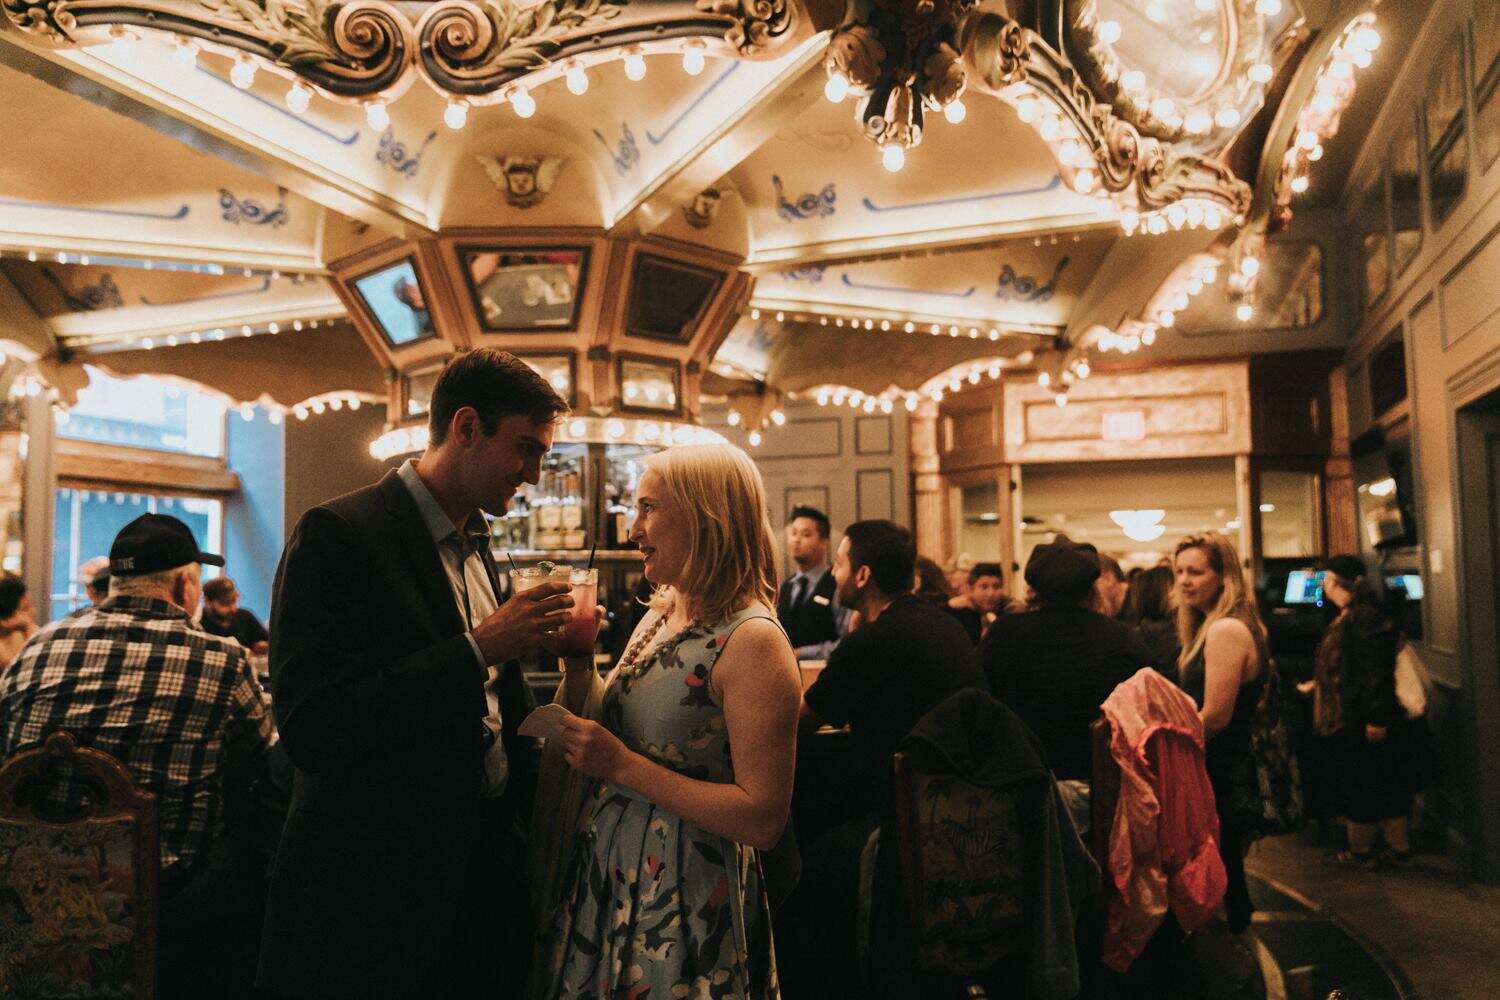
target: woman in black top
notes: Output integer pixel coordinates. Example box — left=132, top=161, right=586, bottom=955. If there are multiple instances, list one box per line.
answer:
left=1174, top=532, right=1268, bottom=934
left=1313, top=555, right=1411, bottom=868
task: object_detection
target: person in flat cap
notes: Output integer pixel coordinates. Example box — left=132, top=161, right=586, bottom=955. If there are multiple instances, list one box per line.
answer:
left=0, top=512, right=275, bottom=998
left=981, top=535, right=1156, bottom=794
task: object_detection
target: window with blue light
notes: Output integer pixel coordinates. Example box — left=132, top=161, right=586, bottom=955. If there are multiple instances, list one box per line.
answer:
left=50, top=489, right=222, bottom=615
left=55, top=366, right=226, bottom=458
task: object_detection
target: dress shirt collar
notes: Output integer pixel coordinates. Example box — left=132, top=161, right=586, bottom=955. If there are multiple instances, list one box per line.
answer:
left=791, top=562, right=830, bottom=592
left=397, top=459, right=489, bottom=546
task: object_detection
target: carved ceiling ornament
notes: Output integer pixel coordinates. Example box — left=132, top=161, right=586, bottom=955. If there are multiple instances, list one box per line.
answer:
left=1063, top=0, right=1301, bottom=149
left=822, top=0, right=977, bottom=154
left=477, top=155, right=566, bottom=208
left=2, top=0, right=413, bottom=97
left=683, top=188, right=724, bottom=229
left=959, top=11, right=1252, bottom=219
left=1, top=0, right=802, bottom=105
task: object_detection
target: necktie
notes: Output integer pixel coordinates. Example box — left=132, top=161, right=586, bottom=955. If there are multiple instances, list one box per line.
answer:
left=790, top=574, right=809, bottom=609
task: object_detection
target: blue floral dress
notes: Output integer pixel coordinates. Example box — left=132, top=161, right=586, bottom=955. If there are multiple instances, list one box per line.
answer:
left=541, top=606, right=781, bottom=999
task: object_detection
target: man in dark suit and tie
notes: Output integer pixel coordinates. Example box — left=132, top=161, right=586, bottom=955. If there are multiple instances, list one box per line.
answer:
left=259, top=349, right=573, bottom=998
left=776, top=506, right=850, bottom=659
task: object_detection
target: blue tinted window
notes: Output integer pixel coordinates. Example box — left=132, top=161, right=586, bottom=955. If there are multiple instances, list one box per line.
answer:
left=56, top=367, right=225, bottom=458
left=51, top=488, right=222, bottom=615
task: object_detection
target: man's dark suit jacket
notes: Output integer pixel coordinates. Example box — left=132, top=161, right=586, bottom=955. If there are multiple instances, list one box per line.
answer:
left=257, top=470, right=536, bottom=998
left=776, top=569, right=839, bottom=650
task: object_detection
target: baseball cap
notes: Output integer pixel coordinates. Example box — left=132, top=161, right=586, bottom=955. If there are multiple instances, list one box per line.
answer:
left=1025, top=534, right=1102, bottom=603
left=109, top=514, right=225, bottom=577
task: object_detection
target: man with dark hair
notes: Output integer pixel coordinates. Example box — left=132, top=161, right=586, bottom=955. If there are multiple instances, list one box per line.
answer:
left=783, top=521, right=985, bottom=991
left=201, top=575, right=270, bottom=654
left=946, top=561, right=1008, bottom=643
left=802, top=519, right=986, bottom=811
left=777, top=505, right=850, bottom=658
left=983, top=535, right=1154, bottom=784
left=0, top=572, right=37, bottom=671
left=0, top=514, right=275, bottom=997
left=260, top=347, right=574, bottom=998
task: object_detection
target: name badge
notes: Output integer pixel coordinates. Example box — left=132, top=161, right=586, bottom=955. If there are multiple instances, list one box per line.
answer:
left=812, top=594, right=831, bottom=606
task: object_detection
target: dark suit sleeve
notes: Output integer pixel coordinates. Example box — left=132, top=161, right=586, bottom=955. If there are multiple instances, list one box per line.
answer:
left=269, top=506, right=485, bottom=774
left=241, top=610, right=269, bottom=646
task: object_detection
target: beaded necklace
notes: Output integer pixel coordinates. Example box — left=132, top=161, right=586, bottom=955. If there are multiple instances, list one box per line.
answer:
left=612, top=610, right=676, bottom=682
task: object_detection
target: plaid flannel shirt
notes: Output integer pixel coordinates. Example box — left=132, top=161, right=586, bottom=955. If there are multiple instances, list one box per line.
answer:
left=0, top=595, right=276, bottom=873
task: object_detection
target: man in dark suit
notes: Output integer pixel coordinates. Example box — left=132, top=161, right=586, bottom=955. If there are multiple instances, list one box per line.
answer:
left=259, top=349, right=573, bottom=998
left=776, top=506, right=849, bottom=659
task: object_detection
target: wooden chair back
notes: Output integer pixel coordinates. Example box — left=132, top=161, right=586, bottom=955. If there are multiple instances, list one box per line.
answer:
left=892, top=751, right=1027, bottom=979
left=0, top=730, right=158, bottom=998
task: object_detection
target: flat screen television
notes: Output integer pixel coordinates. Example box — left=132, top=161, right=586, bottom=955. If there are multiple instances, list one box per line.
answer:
left=1283, top=569, right=1326, bottom=606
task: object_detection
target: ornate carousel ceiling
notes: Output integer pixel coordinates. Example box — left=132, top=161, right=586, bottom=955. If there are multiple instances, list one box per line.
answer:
left=0, top=0, right=1399, bottom=430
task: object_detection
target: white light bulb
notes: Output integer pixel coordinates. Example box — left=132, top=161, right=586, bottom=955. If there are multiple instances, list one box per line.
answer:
left=1237, top=303, right=1254, bottom=322
left=726, top=409, right=742, bottom=426
left=444, top=101, right=468, bottom=130
left=565, top=63, right=589, bottom=95
left=624, top=52, right=646, bottom=81
left=1038, top=372, right=1051, bottom=388
left=1309, top=143, right=1324, bottom=162
left=1215, top=107, right=1242, bottom=128
left=1255, top=0, right=1281, bottom=15
left=1150, top=97, right=1176, bottom=119
left=905, top=394, right=918, bottom=412
left=1351, top=47, right=1372, bottom=69
left=682, top=45, right=705, bottom=76
left=748, top=430, right=762, bottom=447
left=1297, top=129, right=1320, bottom=150
left=1016, top=97, right=1038, bottom=123
left=1290, top=174, right=1310, bottom=193
left=771, top=409, right=787, bottom=426
left=1142, top=328, right=1157, bottom=345
left=510, top=86, right=536, bottom=118
left=1121, top=70, right=1146, bottom=92
left=230, top=56, right=257, bottom=90
left=943, top=99, right=967, bottom=125
left=365, top=101, right=389, bottom=130
left=882, top=144, right=905, bottom=172
left=1355, top=26, right=1380, bottom=52
left=1159, top=310, right=1175, bottom=327
left=1055, top=393, right=1068, bottom=407
left=1072, top=169, right=1096, bottom=194
left=1039, top=115, right=1062, bottom=141
left=881, top=398, right=894, bottom=414
left=1240, top=256, right=1261, bottom=278
left=286, top=82, right=312, bottom=114
left=1249, top=63, right=1274, bottom=84
left=1186, top=110, right=1213, bottom=134
left=1098, top=20, right=1122, bottom=44
left=1120, top=208, right=1140, bottom=233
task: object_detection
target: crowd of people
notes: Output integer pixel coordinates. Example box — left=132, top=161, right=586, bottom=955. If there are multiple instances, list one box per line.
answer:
left=0, top=347, right=1430, bottom=999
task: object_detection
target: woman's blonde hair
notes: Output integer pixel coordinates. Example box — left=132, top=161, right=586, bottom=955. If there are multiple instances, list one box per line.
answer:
left=1174, top=531, right=1265, bottom=669
left=643, top=443, right=778, bottom=624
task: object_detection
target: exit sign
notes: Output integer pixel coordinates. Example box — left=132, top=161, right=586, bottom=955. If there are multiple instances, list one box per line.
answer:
left=1102, top=410, right=1147, bottom=441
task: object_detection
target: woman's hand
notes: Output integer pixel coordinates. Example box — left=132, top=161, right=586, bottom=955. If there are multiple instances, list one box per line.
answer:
left=1366, top=724, right=1388, bottom=743
left=557, top=715, right=630, bottom=780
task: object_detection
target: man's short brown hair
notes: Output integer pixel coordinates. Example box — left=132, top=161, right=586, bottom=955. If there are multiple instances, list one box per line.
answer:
left=428, top=349, right=569, bottom=446
left=203, top=576, right=237, bottom=603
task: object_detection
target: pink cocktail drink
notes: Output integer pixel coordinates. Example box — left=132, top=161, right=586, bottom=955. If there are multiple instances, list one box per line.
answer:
left=509, top=565, right=598, bottom=657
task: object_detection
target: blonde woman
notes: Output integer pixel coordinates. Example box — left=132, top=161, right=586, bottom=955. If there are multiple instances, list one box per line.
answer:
left=536, top=443, right=800, bottom=999
left=1174, top=532, right=1269, bottom=934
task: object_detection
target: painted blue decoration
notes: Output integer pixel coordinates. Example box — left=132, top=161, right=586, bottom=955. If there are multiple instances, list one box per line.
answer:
left=995, top=256, right=1070, bottom=303
left=41, top=268, right=124, bottom=312
left=594, top=123, right=640, bottom=175
left=376, top=128, right=436, bottom=178
left=219, top=187, right=289, bottom=227
left=646, top=64, right=741, bottom=145
left=781, top=264, right=828, bottom=283
left=861, top=175, right=1063, bottom=213
left=840, top=273, right=975, bottom=298
left=195, top=66, right=361, bottom=146
left=139, top=275, right=272, bottom=306
left=0, top=197, right=190, bottom=221
left=773, top=175, right=836, bottom=221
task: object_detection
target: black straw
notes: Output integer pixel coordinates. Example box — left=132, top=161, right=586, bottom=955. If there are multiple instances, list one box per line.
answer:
left=506, top=551, right=519, bottom=573
left=586, top=539, right=597, bottom=571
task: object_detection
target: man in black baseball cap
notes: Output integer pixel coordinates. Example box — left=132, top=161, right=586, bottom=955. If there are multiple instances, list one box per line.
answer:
left=982, top=534, right=1155, bottom=785
left=109, top=513, right=225, bottom=578
left=0, top=511, right=273, bottom=997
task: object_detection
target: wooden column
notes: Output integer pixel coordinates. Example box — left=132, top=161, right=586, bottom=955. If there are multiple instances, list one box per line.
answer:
left=1235, top=454, right=1257, bottom=575
left=1324, top=366, right=1359, bottom=555
left=998, top=463, right=1019, bottom=592
left=909, top=400, right=950, bottom=564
